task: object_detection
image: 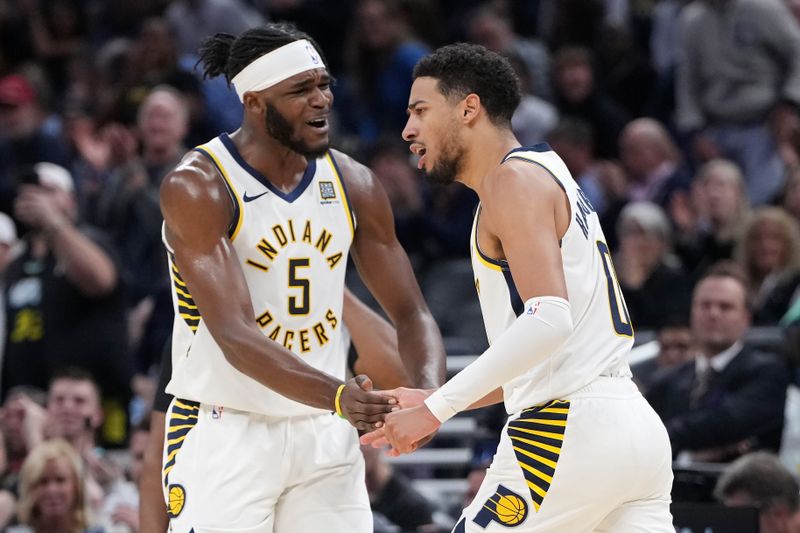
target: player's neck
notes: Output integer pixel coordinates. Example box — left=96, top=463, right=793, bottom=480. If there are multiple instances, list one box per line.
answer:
left=458, top=128, right=519, bottom=192
left=231, top=126, right=309, bottom=189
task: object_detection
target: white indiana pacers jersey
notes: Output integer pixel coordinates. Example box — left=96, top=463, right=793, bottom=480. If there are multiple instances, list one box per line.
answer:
left=471, top=145, right=633, bottom=414
left=164, top=133, right=354, bottom=417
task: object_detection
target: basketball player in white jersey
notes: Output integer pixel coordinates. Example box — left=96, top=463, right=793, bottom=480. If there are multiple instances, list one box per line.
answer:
left=159, top=24, right=445, bottom=532
left=363, top=43, right=674, bottom=532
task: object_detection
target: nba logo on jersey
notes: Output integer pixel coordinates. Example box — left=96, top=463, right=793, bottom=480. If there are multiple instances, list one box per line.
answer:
left=318, top=181, right=338, bottom=203
left=211, top=406, right=224, bottom=419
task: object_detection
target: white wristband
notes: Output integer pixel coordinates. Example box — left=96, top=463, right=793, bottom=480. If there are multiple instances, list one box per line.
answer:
left=424, top=391, right=457, bottom=424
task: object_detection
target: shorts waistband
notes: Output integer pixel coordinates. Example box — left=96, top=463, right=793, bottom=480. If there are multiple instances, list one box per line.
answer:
left=568, top=376, right=641, bottom=399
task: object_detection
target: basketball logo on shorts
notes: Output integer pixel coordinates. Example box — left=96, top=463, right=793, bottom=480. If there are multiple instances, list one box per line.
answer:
left=167, top=484, right=186, bottom=518
left=472, top=484, right=528, bottom=528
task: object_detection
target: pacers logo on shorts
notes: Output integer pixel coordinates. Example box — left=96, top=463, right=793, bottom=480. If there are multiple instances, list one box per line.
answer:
left=167, top=484, right=186, bottom=518
left=473, top=484, right=528, bottom=528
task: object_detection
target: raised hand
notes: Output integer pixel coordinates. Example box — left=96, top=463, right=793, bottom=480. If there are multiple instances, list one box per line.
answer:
left=379, top=386, right=433, bottom=410
left=338, top=375, right=397, bottom=431
left=380, top=403, right=441, bottom=455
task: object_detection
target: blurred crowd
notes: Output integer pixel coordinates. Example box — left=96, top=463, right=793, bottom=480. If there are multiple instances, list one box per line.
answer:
left=0, top=0, right=799, bottom=531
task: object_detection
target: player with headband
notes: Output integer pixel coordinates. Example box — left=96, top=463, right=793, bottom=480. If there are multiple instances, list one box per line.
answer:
left=157, top=23, right=445, bottom=532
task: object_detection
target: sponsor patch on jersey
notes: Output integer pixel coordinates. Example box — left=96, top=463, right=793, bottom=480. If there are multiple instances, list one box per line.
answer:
left=319, top=181, right=337, bottom=202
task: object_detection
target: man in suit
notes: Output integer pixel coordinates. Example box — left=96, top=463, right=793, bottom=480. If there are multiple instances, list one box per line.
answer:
left=647, top=262, right=790, bottom=462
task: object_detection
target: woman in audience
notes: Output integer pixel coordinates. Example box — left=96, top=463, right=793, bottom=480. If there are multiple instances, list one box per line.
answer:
left=16, top=439, right=102, bottom=533
left=674, top=159, right=751, bottom=279
left=736, top=207, right=800, bottom=324
left=615, top=201, right=691, bottom=330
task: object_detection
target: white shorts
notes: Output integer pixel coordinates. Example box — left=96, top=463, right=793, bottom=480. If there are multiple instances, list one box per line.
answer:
left=453, top=378, right=674, bottom=533
left=162, top=399, right=371, bottom=533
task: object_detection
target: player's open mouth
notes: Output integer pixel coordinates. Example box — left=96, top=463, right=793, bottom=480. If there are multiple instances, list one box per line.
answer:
left=306, top=118, right=328, bottom=131
left=417, top=147, right=427, bottom=169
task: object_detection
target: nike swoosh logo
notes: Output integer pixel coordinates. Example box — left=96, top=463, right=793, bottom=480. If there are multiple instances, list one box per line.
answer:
left=242, top=191, right=268, bottom=202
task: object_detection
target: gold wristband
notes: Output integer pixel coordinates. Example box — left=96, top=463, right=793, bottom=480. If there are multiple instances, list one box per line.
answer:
left=334, top=383, right=346, bottom=418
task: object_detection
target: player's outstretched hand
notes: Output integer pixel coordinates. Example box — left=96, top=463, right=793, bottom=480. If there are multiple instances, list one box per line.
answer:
left=379, top=387, right=433, bottom=410
left=361, top=403, right=441, bottom=455
left=339, top=375, right=397, bottom=431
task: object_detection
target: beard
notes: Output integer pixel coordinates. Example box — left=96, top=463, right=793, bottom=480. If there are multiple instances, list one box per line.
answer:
left=423, top=131, right=464, bottom=185
left=265, top=104, right=328, bottom=159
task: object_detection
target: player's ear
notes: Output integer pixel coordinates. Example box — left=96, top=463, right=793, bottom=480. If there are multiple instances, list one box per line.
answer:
left=461, top=93, right=481, bottom=124
left=243, top=92, right=266, bottom=115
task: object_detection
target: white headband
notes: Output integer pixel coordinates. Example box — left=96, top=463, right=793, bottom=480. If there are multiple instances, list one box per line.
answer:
left=232, top=39, right=324, bottom=102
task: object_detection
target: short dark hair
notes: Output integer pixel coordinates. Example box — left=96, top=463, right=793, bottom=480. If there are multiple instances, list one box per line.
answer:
left=197, top=23, right=327, bottom=86
left=697, top=261, right=752, bottom=308
left=413, top=43, right=521, bottom=127
left=714, top=452, right=800, bottom=512
left=49, top=367, right=101, bottom=398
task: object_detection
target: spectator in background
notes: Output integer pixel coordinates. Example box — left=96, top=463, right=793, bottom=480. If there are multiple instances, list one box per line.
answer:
left=465, top=3, right=551, bottom=101
left=676, top=0, right=800, bottom=205
left=0, top=212, right=19, bottom=363
left=339, top=0, right=430, bottom=142
left=714, top=452, right=800, bottom=533
left=18, top=0, right=87, bottom=99
left=787, top=0, right=800, bottom=24
left=45, top=369, right=118, bottom=487
left=2, top=163, right=130, bottom=442
left=366, top=139, right=476, bottom=266
left=113, top=18, right=198, bottom=124
left=615, top=202, right=691, bottom=330
left=16, top=439, right=101, bottom=533
left=735, top=207, right=800, bottom=325
left=547, top=118, right=627, bottom=222
left=674, top=159, right=750, bottom=278
left=99, top=421, right=146, bottom=533
left=365, top=140, right=427, bottom=264
left=618, top=118, right=692, bottom=209
left=648, top=0, right=686, bottom=121
left=0, top=387, right=47, bottom=491
left=362, top=443, right=436, bottom=532
left=92, top=85, right=189, bottom=371
left=783, top=168, right=800, bottom=225
left=632, top=316, right=694, bottom=395
left=0, top=73, right=69, bottom=215
left=647, top=262, right=790, bottom=462
left=551, top=46, right=630, bottom=159
left=165, top=0, right=264, bottom=58
left=506, top=52, right=558, bottom=147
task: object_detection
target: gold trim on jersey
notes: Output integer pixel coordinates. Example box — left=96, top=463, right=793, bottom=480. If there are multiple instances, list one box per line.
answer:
left=472, top=205, right=503, bottom=272
left=169, top=254, right=200, bottom=333
left=325, top=152, right=356, bottom=238
left=506, top=400, right=570, bottom=512
left=195, top=145, right=244, bottom=241
left=162, top=398, right=200, bottom=488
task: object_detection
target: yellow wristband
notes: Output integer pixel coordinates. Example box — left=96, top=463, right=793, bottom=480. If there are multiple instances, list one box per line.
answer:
left=334, top=383, right=346, bottom=418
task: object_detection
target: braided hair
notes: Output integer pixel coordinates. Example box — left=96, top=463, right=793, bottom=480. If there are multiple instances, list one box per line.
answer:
left=197, top=23, right=327, bottom=86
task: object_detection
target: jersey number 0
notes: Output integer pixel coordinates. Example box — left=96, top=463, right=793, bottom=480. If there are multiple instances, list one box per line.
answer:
left=596, top=241, right=633, bottom=337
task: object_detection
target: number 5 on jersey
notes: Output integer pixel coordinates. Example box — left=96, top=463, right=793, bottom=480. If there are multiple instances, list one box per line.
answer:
left=596, top=241, right=633, bottom=337
left=288, top=258, right=310, bottom=315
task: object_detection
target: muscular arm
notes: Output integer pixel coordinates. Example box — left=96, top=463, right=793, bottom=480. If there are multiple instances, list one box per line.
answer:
left=345, top=289, right=412, bottom=390
left=335, top=151, right=445, bottom=389
left=160, top=153, right=391, bottom=425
